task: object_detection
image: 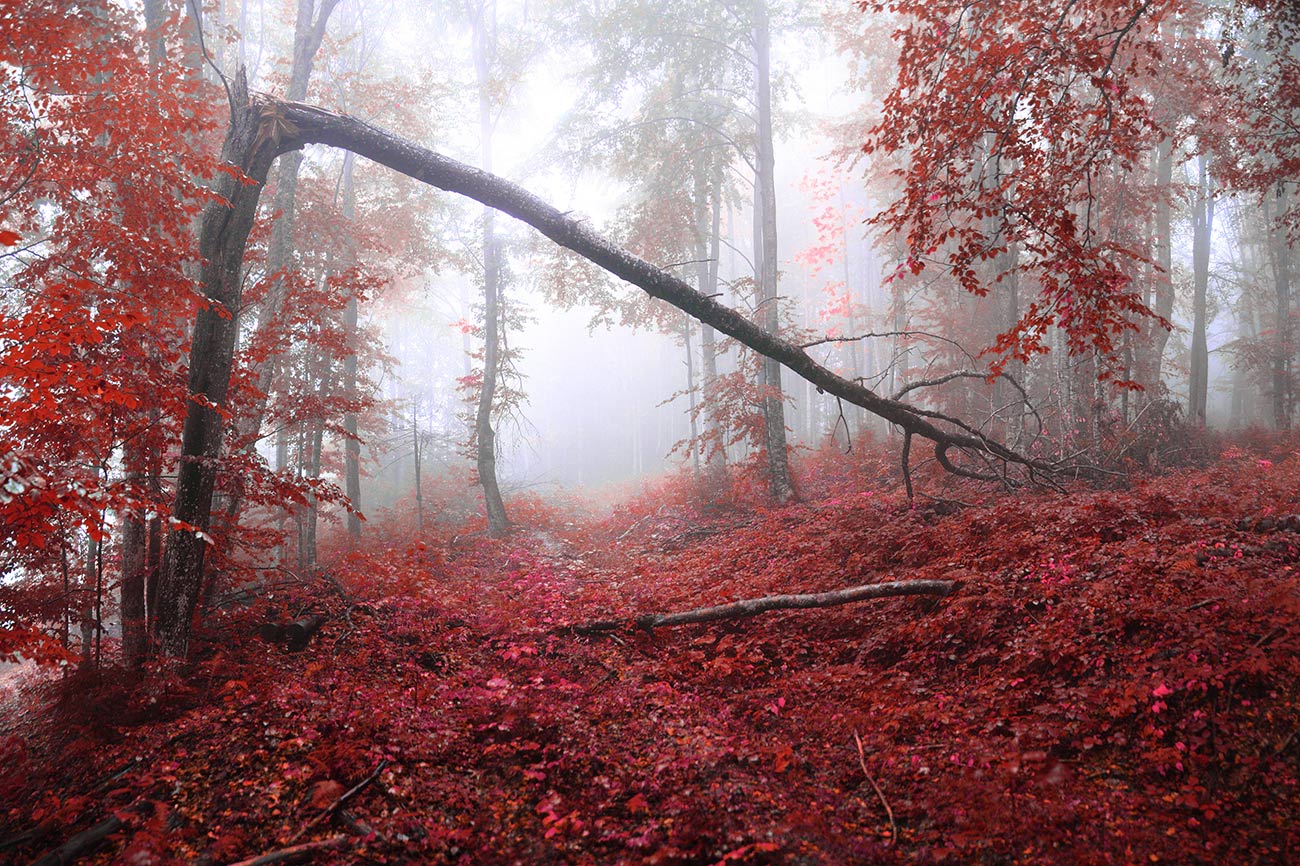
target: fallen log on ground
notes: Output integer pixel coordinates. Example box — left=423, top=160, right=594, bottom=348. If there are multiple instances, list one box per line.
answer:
left=567, top=579, right=958, bottom=635
left=259, top=615, right=327, bottom=651
left=285, top=615, right=326, bottom=652
left=225, top=835, right=349, bottom=866
left=28, top=816, right=123, bottom=866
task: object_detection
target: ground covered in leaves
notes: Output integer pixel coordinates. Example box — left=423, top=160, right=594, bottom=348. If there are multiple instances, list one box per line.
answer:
left=3, top=439, right=1300, bottom=865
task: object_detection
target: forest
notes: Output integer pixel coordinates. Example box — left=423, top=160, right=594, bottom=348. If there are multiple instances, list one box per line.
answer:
left=1, top=0, right=1298, bottom=863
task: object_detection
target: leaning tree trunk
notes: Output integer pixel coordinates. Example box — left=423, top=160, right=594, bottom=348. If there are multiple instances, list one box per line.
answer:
left=154, top=74, right=282, bottom=658
left=272, top=101, right=1059, bottom=466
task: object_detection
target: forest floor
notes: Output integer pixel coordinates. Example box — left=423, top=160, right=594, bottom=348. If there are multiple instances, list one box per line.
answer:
left=3, top=437, right=1300, bottom=865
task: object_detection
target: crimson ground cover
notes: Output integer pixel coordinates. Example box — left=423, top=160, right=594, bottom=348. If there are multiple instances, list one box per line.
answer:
left=2, top=441, right=1299, bottom=865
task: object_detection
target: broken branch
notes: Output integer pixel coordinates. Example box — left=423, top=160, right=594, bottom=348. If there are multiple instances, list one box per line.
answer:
left=288, top=759, right=389, bottom=845
left=226, top=835, right=350, bottom=866
left=568, top=579, right=957, bottom=635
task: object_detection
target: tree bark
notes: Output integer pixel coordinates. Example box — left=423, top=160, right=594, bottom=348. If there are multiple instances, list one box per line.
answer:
left=154, top=74, right=283, bottom=658
left=1189, top=153, right=1214, bottom=425
left=753, top=0, right=795, bottom=503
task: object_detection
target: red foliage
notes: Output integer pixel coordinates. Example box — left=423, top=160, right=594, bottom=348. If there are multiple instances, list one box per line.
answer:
left=0, top=2, right=220, bottom=660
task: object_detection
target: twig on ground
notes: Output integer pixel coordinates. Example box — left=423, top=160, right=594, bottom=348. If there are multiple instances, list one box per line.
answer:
left=854, top=729, right=897, bottom=845
left=289, top=760, right=389, bottom=844
left=226, top=835, right=350, bottom=866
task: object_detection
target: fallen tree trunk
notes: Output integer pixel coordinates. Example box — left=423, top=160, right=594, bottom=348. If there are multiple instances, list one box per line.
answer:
left=285, top=614, right=326, bottom=651
left=28, top=816, right=122, bottom=866
left=568, top=579, right=958, bottom=635
left=271, top=101, right=1057, bottom=479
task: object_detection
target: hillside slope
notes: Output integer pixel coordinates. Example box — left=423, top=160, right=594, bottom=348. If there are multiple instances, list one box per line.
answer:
left=3, top=443, right=1299, bottom=865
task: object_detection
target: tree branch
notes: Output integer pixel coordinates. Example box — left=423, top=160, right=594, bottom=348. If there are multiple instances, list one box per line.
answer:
left=566, top=579, right=957, bottom=635
left=226, top=836, right=350, bottom=866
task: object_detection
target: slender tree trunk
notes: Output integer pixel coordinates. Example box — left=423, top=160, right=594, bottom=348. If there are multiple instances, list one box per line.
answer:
left=120, top=0, right=170, bottom=670
left=472, top=3, right=510, bottom=536
left=683, top=317, right=701, bottom=477
left=120, top=453, right=148, bottom=668
left=1151, top=138, right=1175, bottom=390
left=412, top=403, right=424, bottom=534
left=228, top=0, right=338, bottom=520
left=300, top=413, right=327, bottom=571
left=694, top=159, right=725, bottom=493
left=753, top=0, right=794, bottom=502
left=1189, top=154, right=1214, bottom=425
left=341, top=153, right=362, bottom=541
left=1270, top=184, right=1293, bottom=429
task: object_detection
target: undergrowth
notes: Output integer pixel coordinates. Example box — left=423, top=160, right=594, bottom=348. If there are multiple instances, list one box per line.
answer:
left=2, top=436, right=1299, bottom=864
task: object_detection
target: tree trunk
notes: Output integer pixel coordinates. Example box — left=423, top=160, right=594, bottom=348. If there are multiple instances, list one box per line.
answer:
left=1148, top=138, right=1176, bottom=391
left=472, top=3, right=510, bottom=537
left=277, top=101, right=1056, bottom=465
left=1270, top=183, right=1293, bottom=430
left=1189, top=153, right=1214, bottom=426
left=341, top=153, right=362, bottom=541
left=412, top=403, right=424, bottom=534
left=228, top=0, right=338, bottom=521
left=699, top=160, right=727, bottom=492
left=753, top=0, right=795, bottom=503
left=154, top=74, right=282, bottom=658
left=683, top=316, right=701, bottom=477
left=120, top=455, right=148, bottom=669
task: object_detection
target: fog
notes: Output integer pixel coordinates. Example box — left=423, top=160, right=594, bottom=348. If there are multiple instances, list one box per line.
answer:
left=208, top=0, right=1281, bottom=520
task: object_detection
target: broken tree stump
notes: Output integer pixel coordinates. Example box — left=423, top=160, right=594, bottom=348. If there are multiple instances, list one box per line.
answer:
left=258, top=615, right=327, bottom=651
left=285, top=615, right=326, bottom=652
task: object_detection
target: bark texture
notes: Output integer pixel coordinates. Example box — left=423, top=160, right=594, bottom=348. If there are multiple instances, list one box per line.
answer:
left=752, top=0, right=795, bottom=502
left=154, top=75, right=284, bottom=657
